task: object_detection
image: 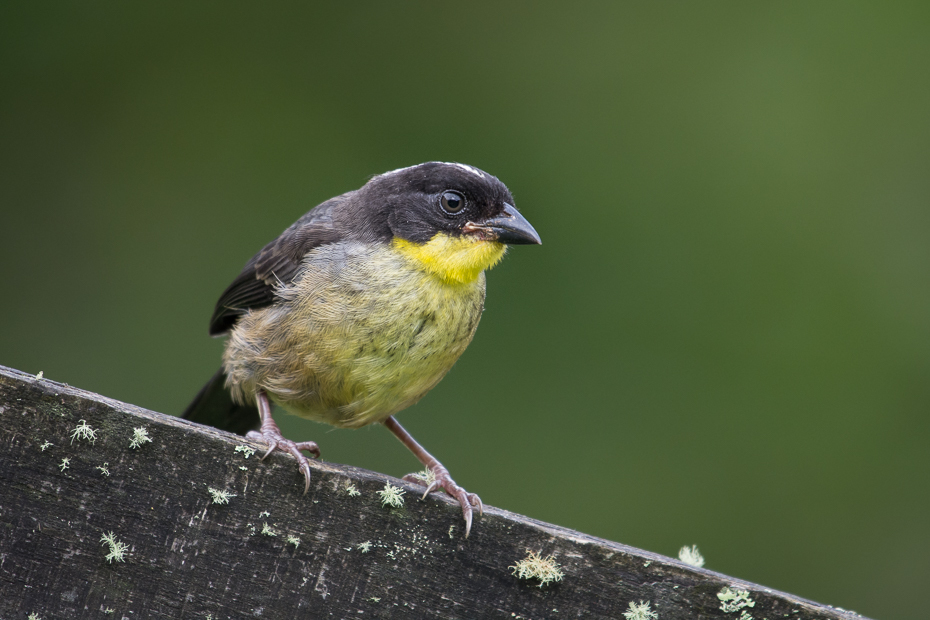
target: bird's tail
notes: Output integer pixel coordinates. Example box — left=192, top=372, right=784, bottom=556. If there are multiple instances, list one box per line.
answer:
left=182, top=368, right=259, bottom=435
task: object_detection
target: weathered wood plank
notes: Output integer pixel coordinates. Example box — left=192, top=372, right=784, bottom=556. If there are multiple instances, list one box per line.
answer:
left=0, top=365, right=867, bottom=619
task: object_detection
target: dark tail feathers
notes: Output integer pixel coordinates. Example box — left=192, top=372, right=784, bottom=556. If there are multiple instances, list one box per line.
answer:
left=182, top=368, right=259, bottom=436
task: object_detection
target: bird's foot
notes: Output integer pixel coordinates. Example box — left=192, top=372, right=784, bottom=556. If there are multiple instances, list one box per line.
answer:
left=404, top=464, right=483, bottom=537
left=246, top=424, right=320, bottom=494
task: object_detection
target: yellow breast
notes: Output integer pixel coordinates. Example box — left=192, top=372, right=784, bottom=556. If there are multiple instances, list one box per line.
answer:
left=222, top=239, right=495, bottom=429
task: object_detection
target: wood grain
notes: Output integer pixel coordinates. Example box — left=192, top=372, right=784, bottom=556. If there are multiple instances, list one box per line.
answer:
left=0, top=365, right=868, bottom=619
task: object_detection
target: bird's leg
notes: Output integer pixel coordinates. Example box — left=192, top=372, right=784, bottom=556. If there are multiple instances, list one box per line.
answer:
left=246, top=389, right=320, bottom=494
left=383, top=415, right=483, bottom=537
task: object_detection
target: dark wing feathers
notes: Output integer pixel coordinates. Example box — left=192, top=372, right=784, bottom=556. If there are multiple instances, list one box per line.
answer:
left=208, top=194, right=348, bottom=335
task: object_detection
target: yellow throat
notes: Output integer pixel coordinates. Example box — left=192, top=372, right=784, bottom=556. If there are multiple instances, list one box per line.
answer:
left=393, top=233, right=507, bottom=285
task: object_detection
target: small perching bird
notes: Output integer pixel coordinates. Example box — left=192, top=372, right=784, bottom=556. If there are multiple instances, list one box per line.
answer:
left=183, top=162, right=540, bottom=536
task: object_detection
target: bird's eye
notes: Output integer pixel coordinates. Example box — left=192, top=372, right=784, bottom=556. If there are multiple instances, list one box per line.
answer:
left=440, top=191, right=466, bottom=215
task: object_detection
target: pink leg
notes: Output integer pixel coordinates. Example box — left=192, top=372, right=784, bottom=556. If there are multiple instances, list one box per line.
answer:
left=383, top=416, right=483, bottom=537
left=246, top=390, right=320, bottom=494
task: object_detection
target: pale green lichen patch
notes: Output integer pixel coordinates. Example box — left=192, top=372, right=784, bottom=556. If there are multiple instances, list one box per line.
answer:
left=70, top=419, right=97, bottom=444
left=234, top=445, right=256, bottom=458
left=623, top=601, right=658, bottom=620
left=286, top=535, right=300, bottom=548
left=718, top=587, right=755, bottom=614
left=345, top=482, right=361, bottom=497
left=407, top=467, right=436, bottom=486
left=377, top=483, right=405, bottom=508
left=208, top=487, right=236, bottom=504
left=678, top=544, right=705, bottom=568
left=100, top=531, right=130, bottom=563
left=40, top=441, right=53, bottom=451
left=58, top=457, right=70, bottom=472
left=261, top=523, right=278, bottom=537
left=357, top=541, right=372, bottom=553
left=96, top=462, right=110, bottom=476
left=510, top=550, right=564, bottom=587
left=129, top=427, right=152, bottom=449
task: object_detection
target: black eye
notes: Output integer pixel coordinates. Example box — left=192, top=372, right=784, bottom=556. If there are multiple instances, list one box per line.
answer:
left=440, top=190, right=466, bottom=214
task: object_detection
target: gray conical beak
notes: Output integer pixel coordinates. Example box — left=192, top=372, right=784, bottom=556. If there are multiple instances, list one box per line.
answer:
left=480, top=204, right=541, bottom=245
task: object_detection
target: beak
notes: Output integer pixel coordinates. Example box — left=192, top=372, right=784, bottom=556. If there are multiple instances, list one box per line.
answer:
left=472, top=203, right=542, bottom=245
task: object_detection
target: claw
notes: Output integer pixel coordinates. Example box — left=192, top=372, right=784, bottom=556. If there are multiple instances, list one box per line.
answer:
left=257, top=438, right=277, bottom=461
left=404, top=464, right=482, bottom=537
left=251, top=390, right=319, bottom=494
left=384, top=416, right=482, bottom=537
left=295, top=441, right=321, bottom=460
left=464, top=507, right=473, bottom=538
left=422, top=480, right=441, bottom=498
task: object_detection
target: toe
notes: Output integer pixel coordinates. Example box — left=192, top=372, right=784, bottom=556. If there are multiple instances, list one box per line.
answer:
left=294, top=441, right=321, bottom=459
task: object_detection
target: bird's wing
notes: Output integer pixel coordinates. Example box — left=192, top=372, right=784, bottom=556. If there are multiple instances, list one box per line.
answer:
left=208, top=194, right=347, bottom=335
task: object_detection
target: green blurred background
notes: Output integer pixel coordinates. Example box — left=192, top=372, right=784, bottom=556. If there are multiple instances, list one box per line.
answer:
left=2, top=3, right=928, bottom=618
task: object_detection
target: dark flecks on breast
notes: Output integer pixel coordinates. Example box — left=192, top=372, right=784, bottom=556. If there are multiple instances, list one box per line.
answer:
left=412, top=311, right=436, bottom=340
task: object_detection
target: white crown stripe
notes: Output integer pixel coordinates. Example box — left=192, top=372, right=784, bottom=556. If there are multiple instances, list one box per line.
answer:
left=379, top=162, right=486, bottom=180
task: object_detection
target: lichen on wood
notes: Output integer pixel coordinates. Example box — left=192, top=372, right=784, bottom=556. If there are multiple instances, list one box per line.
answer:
left=0, top=365, right=869, bottom=619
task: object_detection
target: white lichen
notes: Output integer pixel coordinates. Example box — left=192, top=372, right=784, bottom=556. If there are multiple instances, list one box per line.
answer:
left=70, top=419, right=97, bottom=444
left=377, top=483, right=405, bottom=508
left=208, top=487, right=236, bottom=504
left=287, top=535, right=301, bottom=548
left=718, top=587, right=755, bottom=614
left=678, top=544, right=705, bottom=568
left=100, top=531, right=130, bottom=563
left=96, top=462, right=110, bottom=476
left=129, top=427, right=152, bottom=449
left=235, top=445, right=255, bottom=458
left=407, top=467, right=436, bottom=486
left=623, top=601, right=658, bottom=620
left=35, top=371, right=44, bottom=381
left=510, top=550, right=564, bottom=587
left=345, top=482, right=361, bottom=497
left=40, top=441, right=53, bottom=451
left=261, top=522, right=278, bottom=537
left=58, top=457, right=70, bottom=472
left=357, top=541, right=372, bottom=553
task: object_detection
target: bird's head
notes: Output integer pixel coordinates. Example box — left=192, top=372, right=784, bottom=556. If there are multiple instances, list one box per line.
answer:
left=355, top=162, right=541, bottom=284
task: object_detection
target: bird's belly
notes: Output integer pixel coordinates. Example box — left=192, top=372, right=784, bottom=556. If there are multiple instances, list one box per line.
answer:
left=223, top=243, right=486, bottom=428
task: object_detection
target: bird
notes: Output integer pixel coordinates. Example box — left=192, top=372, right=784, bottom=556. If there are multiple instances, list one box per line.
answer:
left=182, top=162, right=540, bottom=536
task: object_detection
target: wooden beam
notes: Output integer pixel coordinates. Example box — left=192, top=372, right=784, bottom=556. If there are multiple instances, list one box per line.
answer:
left=0, top=365, right=868, bottom=619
